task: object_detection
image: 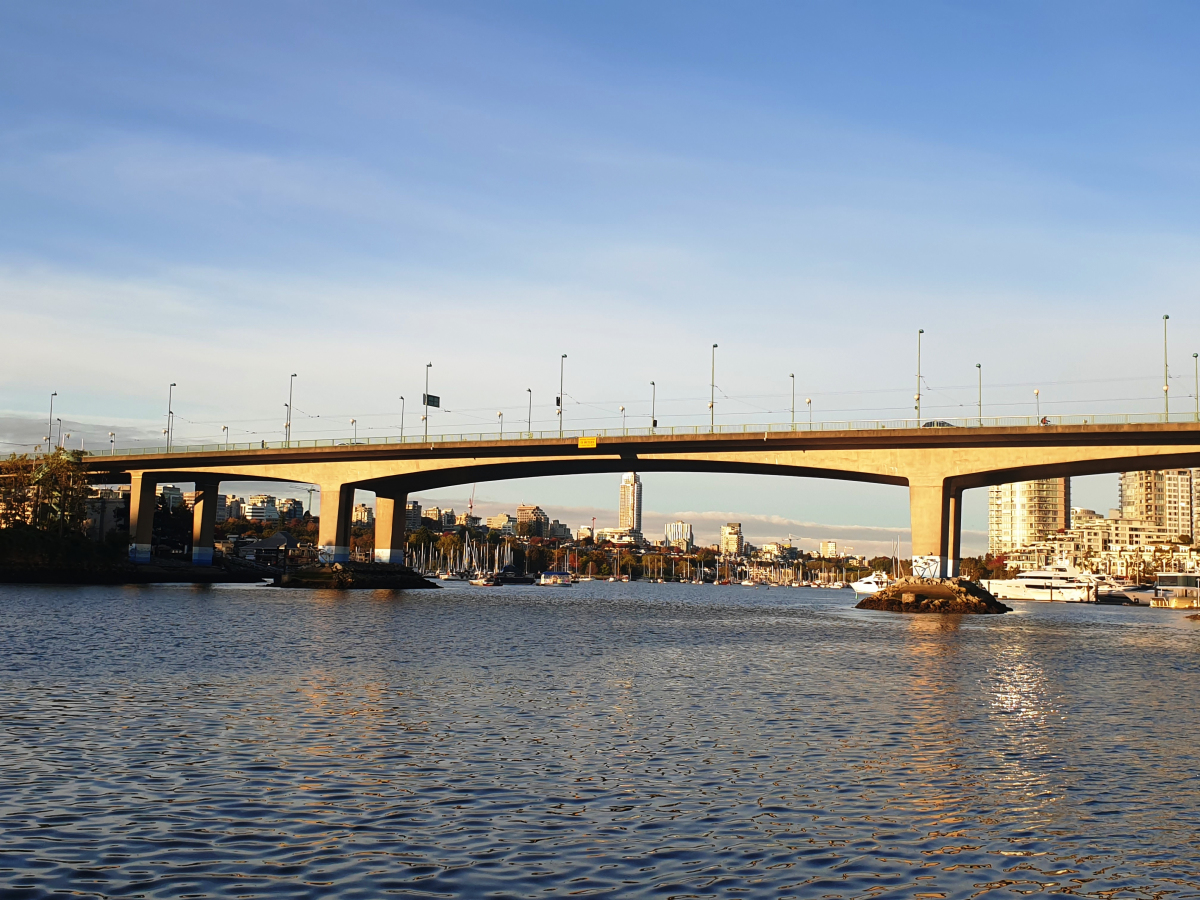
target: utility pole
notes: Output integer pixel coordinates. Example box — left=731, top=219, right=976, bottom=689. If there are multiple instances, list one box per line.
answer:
left=286, top=373, right=297, bottom=446
left=167, top=382, right=176, bottom=451
left=650, top=381, right=657, bottom=431
left=1163, top=314, right=1170, bottom=418
left=47, top=392, right=56, bottom=455
left=424, top=362, right=432, bottom=441
left=558, top=354, right=567, bottom=438
left=915, top=329, right=924, bottom=423
left=976, top=363, right=982, bottom=425
left=790, top=373, right=795, bottom=427
left=710, top=343, right=718, bottom=432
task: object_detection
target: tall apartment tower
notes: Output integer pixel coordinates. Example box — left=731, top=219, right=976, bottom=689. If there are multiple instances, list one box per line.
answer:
left=988, top=478, right=1071, bottom=554
left=619, top=472, right=643, bottom=533
left=1119, top=469, right=1196, bottom=541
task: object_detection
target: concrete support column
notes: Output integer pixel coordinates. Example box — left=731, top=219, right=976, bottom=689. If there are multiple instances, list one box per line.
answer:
left=318, top=483, right=355, bottom=563
left=909, top=480, right=961, bottom=578
left=374, top=493, right=409, bottom=564
left=128, top=472, right=157, bottom=562
left=190, top=480, right=220, bottom=566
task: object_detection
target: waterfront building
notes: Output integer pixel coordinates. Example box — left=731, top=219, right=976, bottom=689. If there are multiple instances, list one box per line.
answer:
left=1119, top=469, right=1196, bottom=541
left=226, top=495, right=244, bottom=520
left=619, top=473, right=643, bottom=533
left=351, top=503, right=374, bottom=525
left=405, top=500, right=422, bottom=529
left=424, top=506, right=442, bottom=526
left=720, top=523, right=744, bottom=557
left=595, top=527, right=641, bottom=546
left=486, top=513, right=517, bottom=534
left=516, top=504, right=549, bottom=537
left=277, top=498, right=304, bottom=520
left=156, top=484, right=184, bottom=510
left=548, top=520, right=572, bottom=540
left=456, top=513, right=482, bottom=528
left=988, top=478, right=1071, bottom=554
left=760, top=541, right=796, bottom=561
left=664, top=520, right=693, bottom=550
left=577, top=525, right=593, bottom=541
left=245, top=494, right=280, bottom=523
left=86, top=486, right=129, bottom=540
left=819, top=540, right=838, bottom=558
left=439, top=509, right=456, bottom=528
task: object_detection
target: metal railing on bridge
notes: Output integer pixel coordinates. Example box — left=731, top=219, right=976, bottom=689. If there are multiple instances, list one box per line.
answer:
left=92, top=410, right=1200, bottom=457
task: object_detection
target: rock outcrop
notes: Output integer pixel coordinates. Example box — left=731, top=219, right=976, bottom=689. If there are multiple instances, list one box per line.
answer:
left=855, top=577, right=1011, bottom=614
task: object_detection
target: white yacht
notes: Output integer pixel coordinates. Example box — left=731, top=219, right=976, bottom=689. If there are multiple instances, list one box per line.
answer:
left=982, top=563, right=1095, bottom=602
left=850, top=572, right=891, bottom=595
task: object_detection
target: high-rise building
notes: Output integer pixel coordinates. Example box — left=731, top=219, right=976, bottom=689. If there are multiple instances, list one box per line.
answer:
left=277, top=498, right=304, bottom=520
left=720, top=522, right=743, bottom=557
left=619, top=472, right=643, bottom=533
left=245, top=494, right=281, bottom=523
left=988, top=478, right=1071, bottom=554
left=819, top=540, right=838, bottom=558
left=156, top=484, right=184, bottom=510
left=406, top=500, right=422, bottom=529
left=664, top=520, right=693, bottom=549
left=351, top=503, right=374, bottom=525
left=1119, top=469, right=1196, bottom=541
left=516, top=504, right=549, bottom=537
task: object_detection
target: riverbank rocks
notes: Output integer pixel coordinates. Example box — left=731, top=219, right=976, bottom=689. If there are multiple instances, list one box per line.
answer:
left=855, top=577, right=1012, bottom=614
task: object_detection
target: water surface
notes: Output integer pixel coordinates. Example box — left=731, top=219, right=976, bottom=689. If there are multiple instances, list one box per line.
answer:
left=2, top=582, right=1198, bottom=898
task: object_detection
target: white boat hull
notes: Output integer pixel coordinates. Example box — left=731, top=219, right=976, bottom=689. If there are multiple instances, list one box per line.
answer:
left=982, top=579, right=1090, bottom=602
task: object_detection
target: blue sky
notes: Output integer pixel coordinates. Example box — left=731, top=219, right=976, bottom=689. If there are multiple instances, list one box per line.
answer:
left=3, top=1, right=1199, bottom=552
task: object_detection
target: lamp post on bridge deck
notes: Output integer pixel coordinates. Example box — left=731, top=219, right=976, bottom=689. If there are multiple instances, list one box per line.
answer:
left=976, top=363, right=982, bottom=426
left=558, top=354, right=567, bottom=438
left=47, top=392, right=56, bottom=455
left=285, top=374, right=297, bottom=446
left=915, top=329, right=924, bottom=424
left=1163, top=314, right=1171, bottom=419
left=710, top=344, right=718, bottom=433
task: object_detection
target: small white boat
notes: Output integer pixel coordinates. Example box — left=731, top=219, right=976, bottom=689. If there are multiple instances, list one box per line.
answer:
left=850, top=572, right=891, bottom=596
left=538, top=571, right=572, bottom=586
left=438, top=571, right=468, bottom=581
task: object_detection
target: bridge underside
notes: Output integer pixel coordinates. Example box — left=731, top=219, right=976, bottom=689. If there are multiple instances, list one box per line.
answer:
left=91, top=424, right=1200, bottom=574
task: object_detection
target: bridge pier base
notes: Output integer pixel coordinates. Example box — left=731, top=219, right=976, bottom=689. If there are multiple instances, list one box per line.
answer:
left=190, top=480, right=220, bottom=565
left=909, top=481, right=962, bottom=578
left=374, top=493, right=408, bottom=564
left=128, top=472, right=157, bottom=562
left=318, top=483, right=355, bottom=563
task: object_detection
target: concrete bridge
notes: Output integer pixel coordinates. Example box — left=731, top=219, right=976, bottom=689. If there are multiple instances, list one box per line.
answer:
left=86, top=419, right=1200, bottom=577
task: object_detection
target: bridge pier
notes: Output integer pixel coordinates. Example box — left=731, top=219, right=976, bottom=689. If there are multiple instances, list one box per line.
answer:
left=318, top=483, right=355, bottom=563
left=909, top=481, right=962, bottom=578
left=374, top=493, right=408, bottom=564
left=190, top=479, right=220, bottom=565
left=128, top=472, right=157, bottom=562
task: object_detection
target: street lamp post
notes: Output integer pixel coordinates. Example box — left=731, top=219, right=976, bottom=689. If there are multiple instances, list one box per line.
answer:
left=976, top=363, right=982, bottom=425
left=222, top=425, right=229, bottom=449
left=1163, top=314, right=1170, bottom=419
left=710, top=344, right=718, bottom=432
left=790, top=373, right=795, bottom=428
left=1034, top=388, right=1041, bottom=422
left=424, top=363, right=432, bottom=441
left=167, top=382, right=176, bottom=451
left=558, top=354, right=567, bottom=438
left=497, top=411, right=503, bottom=438
left=806, top=397, right=812, bottom=429
left=1194, top=353, right=1199, bottom=422
left=650, top=381, right=657, bottom=431
left=47, top=392, right=56, bottom=454
left=109, top=432, right=115, bottom=455
left=620, top=405, right=626, bottom=434
left=916, top=329, right=924, bottom=423
left=57, top=418, right=62, bottom=448
left=399, top=396, right=405, bottom=440
left=351, top=418, right=357, bottom=444
left=527, top=388, right=532, bottom=435
left=285, top=374, right=297, bottom=446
